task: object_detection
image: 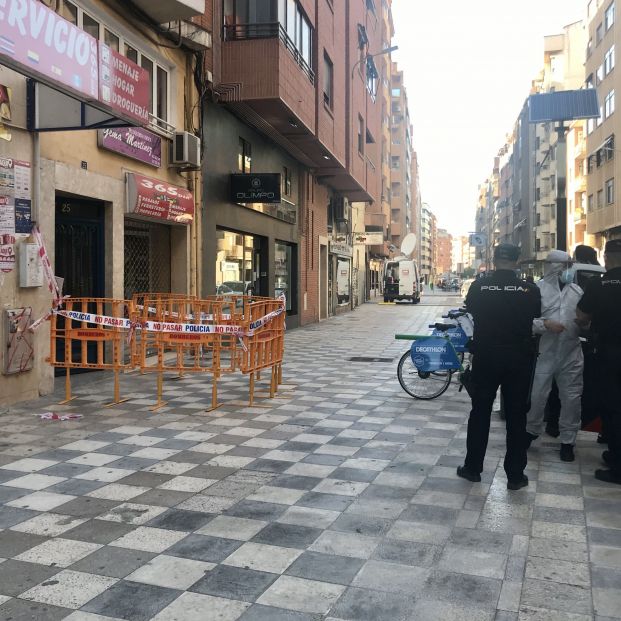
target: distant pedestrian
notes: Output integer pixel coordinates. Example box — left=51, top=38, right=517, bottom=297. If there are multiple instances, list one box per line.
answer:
left=526, top=250, right=583, bottom=462
left=458, top=244, right=541, bottom=490
left=430, top=281, right=434, bottom=292
left=576, top=239, right=621, bottom=484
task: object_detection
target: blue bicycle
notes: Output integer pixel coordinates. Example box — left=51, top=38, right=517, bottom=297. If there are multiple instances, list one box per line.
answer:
left=395, top=308, right=472, bottom=400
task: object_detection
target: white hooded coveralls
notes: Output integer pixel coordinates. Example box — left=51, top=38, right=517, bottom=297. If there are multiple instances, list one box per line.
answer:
left=526, top=253, right=584, bottom=445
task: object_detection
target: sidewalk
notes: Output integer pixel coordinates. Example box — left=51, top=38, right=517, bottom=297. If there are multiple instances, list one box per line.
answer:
left=0, top=299, right=619, bottom=620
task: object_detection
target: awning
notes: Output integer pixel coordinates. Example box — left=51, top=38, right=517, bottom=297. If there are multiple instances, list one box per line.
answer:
left=126, top=173, right=194, bottom=225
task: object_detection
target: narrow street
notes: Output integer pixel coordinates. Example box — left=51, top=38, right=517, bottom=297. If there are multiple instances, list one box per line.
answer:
left=0, top=295, right=619, bottom=621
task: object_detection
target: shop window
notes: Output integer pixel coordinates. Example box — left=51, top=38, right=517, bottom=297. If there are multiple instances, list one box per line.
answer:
left=275, top=242, right=295, bottom=312
left=215, top=230, right=255, bottom=296
left=238, top=138, right=252, bottom=173
left=337, top=258, right=351, bottom=306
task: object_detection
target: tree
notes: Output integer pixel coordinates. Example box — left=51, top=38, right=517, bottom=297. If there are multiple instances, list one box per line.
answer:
left=462, top=267, right=475, bottom=279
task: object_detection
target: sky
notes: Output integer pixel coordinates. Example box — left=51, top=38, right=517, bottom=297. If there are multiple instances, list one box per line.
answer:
left=391, top=0, right=588, bottom=237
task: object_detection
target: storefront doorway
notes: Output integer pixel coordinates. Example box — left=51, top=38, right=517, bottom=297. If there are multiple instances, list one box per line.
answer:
left=124, top=220, right=172, bottom=298
left=55, top=197, right=105, bottom=299
left=54, top=197, right=105, bottom=374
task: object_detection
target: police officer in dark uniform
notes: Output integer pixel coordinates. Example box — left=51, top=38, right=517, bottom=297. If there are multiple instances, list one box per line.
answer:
left=576, top=239, right=621, bottom=484
left=458, top=244, right=542, bottom=490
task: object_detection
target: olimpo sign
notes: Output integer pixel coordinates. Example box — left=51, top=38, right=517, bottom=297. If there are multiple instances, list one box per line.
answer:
left=0, top=0, right=99, bottom=99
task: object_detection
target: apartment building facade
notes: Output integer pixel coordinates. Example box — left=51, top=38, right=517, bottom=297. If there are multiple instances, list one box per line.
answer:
left=585, top=0, right=620, bottom=248
left=435, top=228, right=452, bottom=277
left=531, top=22, right=586, bottom=273
left=389, top=62, right=413, bottom=251
left=0, top=0, right=207, bottom=406
left=365, top=0, right=394, bottom=296
left=204, top=0, right=383, bottom=324
left=420, top=204, right=433, bottom=283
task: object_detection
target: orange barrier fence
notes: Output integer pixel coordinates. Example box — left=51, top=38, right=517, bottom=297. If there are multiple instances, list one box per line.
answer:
left=48, top=298, right=131, bottom=406
left=47, top=294, right=287, bottom=412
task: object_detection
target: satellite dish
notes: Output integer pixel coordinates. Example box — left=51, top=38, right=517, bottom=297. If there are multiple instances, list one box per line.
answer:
left=400, top=233, right=417, bottom=257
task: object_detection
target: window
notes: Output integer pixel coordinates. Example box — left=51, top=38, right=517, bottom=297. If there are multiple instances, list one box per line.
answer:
left=358, top=115, right=364, bottom=155
left=104, top=28, right=119, bottom=52
left=605, top=45, right=615, bottom=74
left=275, top=242, right=295, bottom=312
left=598, top=188, right=604, bottom=208
left=238, top=137, right=252, bottom=173
left=226, top=0, right=313, bottom=78
left=606, top=2, right=615, bottom=30
left=282, top=166, right=292, bottom=196
left=606, top=178, right=615, bottom=203
left=82, top=12, right=100, bottom=39
left=65, top=2, right=170, bottom=128
left=588, top=193, right=594, bottom=212
left=323, top=52, right=333, bottom=108
left=597, top=63, right=604, bottom=84
left=391, top=156, right=400, bottom=169
left=605, top=89, right=616, bottom=118
left=125, top=44, right=138, bottom=64
left=587, top=38, right=593, bottom=58
left=391, top=88, right=401, bottom=97
left=597, top=22, right=604, bottom=45
left=366, top=0, right=377, bottom=16
left=59, top=0, right=77, bottom=25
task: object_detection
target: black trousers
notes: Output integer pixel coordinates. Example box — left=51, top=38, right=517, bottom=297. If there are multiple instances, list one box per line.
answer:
left=465, top=349, right=535, bottom=480
left=597, top=347, right=621, bottom=474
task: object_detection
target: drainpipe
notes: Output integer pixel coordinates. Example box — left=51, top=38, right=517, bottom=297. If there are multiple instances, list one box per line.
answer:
left=32, top=132, right=40, bottom=225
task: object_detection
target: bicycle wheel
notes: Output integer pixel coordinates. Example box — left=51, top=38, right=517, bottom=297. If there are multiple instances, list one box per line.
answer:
left=397, top=351, right=452, bottom=400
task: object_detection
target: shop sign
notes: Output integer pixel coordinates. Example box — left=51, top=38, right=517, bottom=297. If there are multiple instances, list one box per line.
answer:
left=98, top=127, right=161, bottom=167
left=329, top=240, right=353, bottom=257
left=0, top=0, right=99, bottom=99
left=98, top=43, right=149, bottom=124
left=231, top=174, right=281, bottom=204
left=355, top=232, right=384, bottom=245
left=126, top=173, right=194, bottom=225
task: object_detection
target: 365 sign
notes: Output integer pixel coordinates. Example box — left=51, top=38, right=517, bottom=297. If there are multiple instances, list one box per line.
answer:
left=231, top=174, right=281, bottom=204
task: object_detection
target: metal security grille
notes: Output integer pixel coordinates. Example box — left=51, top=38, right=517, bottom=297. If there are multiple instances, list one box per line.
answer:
left=124, top=220, right=171, bottom=299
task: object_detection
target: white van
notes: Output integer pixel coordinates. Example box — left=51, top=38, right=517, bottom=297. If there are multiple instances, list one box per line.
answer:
left=383, top=259, right=421, bottom=303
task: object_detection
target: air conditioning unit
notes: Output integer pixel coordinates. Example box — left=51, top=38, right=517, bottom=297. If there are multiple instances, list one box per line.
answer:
left=171, top=131, right=201, bottom=168
left=334, top=197, right=351, bottom=222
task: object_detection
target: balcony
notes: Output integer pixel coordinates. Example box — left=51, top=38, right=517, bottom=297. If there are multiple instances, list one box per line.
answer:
left=132, top=0, right=205, bottom=23
left=220, top=22, right=375, bottom=202
left=365, top=212, right=386, bottom=229
left=573, top=207, right=586, bottom=223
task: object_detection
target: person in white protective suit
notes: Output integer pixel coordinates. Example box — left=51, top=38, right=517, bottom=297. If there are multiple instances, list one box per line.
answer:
left=526, top=250, right=584, bottom=462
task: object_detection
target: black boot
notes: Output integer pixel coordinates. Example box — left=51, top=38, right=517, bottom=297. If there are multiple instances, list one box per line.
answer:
left=507, top=475, right=529, bottom=490
left=456, top=465, right=481, bottom=483
left=545, top=421, right=560, bottom=438
left=560, top=444, right=575, bottom=462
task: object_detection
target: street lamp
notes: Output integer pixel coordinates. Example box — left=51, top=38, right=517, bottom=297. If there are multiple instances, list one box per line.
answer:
left=351, top=45, right=399, bottom=78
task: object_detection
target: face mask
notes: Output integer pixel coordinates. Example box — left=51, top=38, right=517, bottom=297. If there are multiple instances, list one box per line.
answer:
left=559, top=268, right=575, bottom=284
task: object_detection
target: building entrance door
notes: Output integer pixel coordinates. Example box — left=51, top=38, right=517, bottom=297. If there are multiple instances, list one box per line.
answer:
left=54, top=197, right=105, bottom=374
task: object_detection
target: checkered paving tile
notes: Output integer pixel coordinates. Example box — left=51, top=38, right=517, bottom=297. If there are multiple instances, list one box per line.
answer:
left=0, top=298, right=618, bottom=619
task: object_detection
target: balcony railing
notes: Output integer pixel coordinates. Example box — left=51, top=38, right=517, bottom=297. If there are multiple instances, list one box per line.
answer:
left=223, top=22, right=315, bottom=85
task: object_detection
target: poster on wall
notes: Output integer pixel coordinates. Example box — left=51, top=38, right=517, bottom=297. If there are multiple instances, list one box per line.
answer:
left=0, top=158, right=32, bottom=238
left=0, top=84, right=12, bottom=141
